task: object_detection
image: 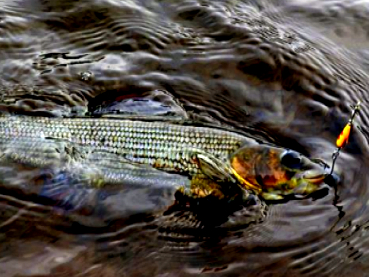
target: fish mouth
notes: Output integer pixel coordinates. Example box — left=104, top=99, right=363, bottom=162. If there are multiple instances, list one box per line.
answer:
left=302, top=171, right=327, bottom=185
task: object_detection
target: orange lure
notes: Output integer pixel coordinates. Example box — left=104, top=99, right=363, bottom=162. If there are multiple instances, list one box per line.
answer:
left=336, top=124, right=351, bottom=148
left=330, top=101, right=361, bottom=174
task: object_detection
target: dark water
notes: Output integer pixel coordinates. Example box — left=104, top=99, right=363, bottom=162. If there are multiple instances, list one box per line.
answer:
left=1, top=0, right=369, bottom=276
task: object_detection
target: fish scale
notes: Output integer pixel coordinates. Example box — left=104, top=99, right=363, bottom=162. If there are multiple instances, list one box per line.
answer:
left=0, top=116, right=255, bottom=176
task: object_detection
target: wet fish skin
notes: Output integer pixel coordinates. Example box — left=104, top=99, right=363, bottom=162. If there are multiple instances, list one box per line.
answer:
left=0, top=116, right=255, bottom=177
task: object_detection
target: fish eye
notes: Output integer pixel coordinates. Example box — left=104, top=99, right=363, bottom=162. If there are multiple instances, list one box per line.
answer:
left=280, top=150, right=302, bottom=170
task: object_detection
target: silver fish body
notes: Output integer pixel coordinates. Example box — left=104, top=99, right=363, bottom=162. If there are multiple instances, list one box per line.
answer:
left=0, top=116, right=256, bottom=187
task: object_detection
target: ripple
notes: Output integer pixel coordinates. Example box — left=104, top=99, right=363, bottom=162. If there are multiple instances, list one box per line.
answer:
left=1, top=0, right=369, bottom=276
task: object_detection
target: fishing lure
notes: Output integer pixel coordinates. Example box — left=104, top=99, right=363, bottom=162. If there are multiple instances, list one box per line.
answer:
left=330, top=101, right=361, bottom=174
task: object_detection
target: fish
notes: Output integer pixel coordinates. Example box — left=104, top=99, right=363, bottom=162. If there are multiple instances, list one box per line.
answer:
left=0, top=115, right=329, bottom=201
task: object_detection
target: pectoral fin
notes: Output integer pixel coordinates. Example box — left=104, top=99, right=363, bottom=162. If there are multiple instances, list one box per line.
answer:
left=189, top=149, right=235, bottom=183
left=177, top=174, right=226, bottom=199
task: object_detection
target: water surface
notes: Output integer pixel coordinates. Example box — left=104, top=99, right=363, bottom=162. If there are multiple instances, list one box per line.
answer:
left=1, top=0, right=369, bottom=276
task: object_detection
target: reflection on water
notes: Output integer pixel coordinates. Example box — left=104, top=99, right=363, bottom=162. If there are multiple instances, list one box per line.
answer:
left=1, top=0, right=369, bottom=276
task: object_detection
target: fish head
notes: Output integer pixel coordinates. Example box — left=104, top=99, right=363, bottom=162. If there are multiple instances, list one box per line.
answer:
left=230, top=145, right=328, bottom=200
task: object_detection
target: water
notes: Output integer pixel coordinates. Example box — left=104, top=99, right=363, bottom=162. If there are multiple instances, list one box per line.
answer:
left=1, top=0, right=369, bottom=276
